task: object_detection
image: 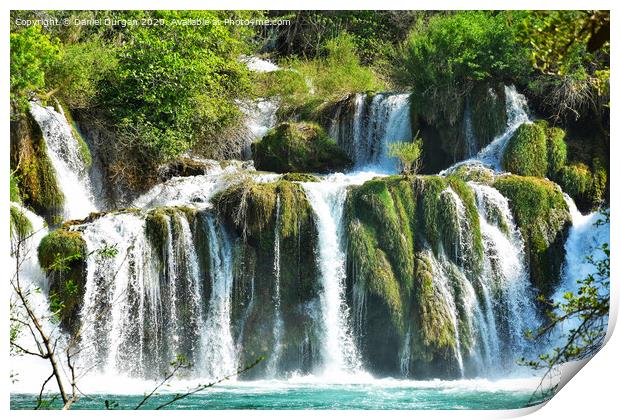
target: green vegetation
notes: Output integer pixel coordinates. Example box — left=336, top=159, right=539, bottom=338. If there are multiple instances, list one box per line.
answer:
left=558, top=163, right=606, bottom=211
left=280, top=172, right=320, bottom=182
left=503, top=122, right=548, bottom=177
left=388, top=138, right=423, bottom=175
left=10, top=115, right=64, bottom=224
left=10, top=172, right=21, bottom=203
left=37, top=228, right=87, bottom=331
left=395, top=12, right=527, bottom=92
left=10, top=205, right=33, bottom=240
left=518, top=11, right=609, bottom=120
left=256, top=33, right=385, bottom=117
left=10, top=25, right=61, bottom=113
left=546, top=124, right=568, bottom=177
left=501, top=119, right=606, bottom=212
left=344, top=175, right=483, bottom=375
left=252, top=122, right=351, bottom=173
left=213, top=178, right=319, bottom=377
left=493, top=175, right=571, bottom=295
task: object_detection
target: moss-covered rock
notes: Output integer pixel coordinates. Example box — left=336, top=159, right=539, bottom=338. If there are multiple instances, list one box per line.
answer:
left=280, top=172, right=320, bottom=182
left=214, top=178, right=320, bottom=377
left=10, top=115, right=64, bottom=224
left=252, top=122, right=352, bottom=174
left=557, top=162, right=605, bottom=212
left=493, top=175, right=571, bottom=295
left=344, top=175, right=483, bottom=376
left=37, top=228, right=87, bottom=332
left=502, top=122, right=548, bottom=177
left=546, top=124, right=568, bottom=178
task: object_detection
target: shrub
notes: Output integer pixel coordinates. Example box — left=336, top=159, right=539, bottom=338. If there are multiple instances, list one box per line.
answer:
left=388, top=139, right=423, bottom=175
left=396, top=12, right=528, bottom=92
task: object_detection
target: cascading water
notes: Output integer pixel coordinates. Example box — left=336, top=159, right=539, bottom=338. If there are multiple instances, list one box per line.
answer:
left=302, top=173, right=377, bottom=377
left=470, top=183, right=540, bottom=367
left=13, top=74, right=598, bottom=410
left=29, top=102, right=97, bottom=220
left=200, top=214, right=237, bottom=379
left=441, top=85, right=530, bottom=175
left=9, top=204, right=66, bottom=392
left=330, top=93, right=411, bottom=171
left=552, top=195, right=610, bottom=336
left=267, top=195, right=284, bottom=377
left=463, top=100, right=478, bottom=158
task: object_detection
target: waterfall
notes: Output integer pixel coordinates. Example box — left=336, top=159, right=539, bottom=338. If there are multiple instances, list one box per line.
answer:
left=10, top=204, right=66, bottom=392
left=77, top=211, right=207, bottom=378
left=302, top=174, right=369, bottom=376
left=267, top=195, right=284, bottom=376
left=199, top=214, right=237, bottom=379
left=472, top=86, right=530, bottom=170
left=330, top=93, right=411, bottom=171
left=441, top=85, right=529, bottom=175
left=553, top=196, right=609, bottom=333
left=470, top=183, right=540, bottom=364
left=29, top=102, right=97, bottom=220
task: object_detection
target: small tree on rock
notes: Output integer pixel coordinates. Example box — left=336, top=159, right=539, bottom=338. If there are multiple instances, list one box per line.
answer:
left=388, top=136, right=423, bottom=175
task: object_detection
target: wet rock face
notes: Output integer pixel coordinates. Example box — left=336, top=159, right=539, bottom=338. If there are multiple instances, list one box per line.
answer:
left=214, top=179, right=322, bottom=377
left=411, top=81, right=507, bottom=174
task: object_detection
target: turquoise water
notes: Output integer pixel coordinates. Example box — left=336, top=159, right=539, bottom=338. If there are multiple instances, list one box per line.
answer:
left=11, top=379, right=550, bottom=410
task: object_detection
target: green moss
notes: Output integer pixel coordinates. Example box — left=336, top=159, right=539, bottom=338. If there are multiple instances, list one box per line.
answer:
left=10, top=205, right=33, bottom=240
left=214, top=178, right=278, bottom=240
left=557, top=161, right=606, bottom=212
left=591, top=158, right=608, bottom=208
left=214, top=177, right=320, bottom=377
left=502, top=122, right=548, bottom=177
left=545, top=124, right=567, bottom=177
left=347, top=219, right=403, bottom=330
left=345, top=174, right=485, bottom=375
left=10, top=115, right=64, bottom=223
left=408, top=253, right=458, bottom=374
left=37, top=228, right=87, bottom=332
left=559, top=163, right=590, bottom=199
left=449, top=164, right=495, bottom=184
left=38, top=229, right=86, bottom=271
left=276, top=180, right=313, bottom=239
left=252, top=122, right=352, bottom=174
left=470, top=82, right=507, bottom=145
left=493, top=174, right=570, bottom=294
left=280, top=172, right=320, bottom=182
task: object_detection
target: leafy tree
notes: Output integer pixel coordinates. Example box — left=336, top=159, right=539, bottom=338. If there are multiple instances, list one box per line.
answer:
left=10, top=25, right=61, bottom=114
left=519, top=11, right=609, bottom=120
left=100, top=10, right=253, bottom=161
left=388, top=138, right=423, bottom=175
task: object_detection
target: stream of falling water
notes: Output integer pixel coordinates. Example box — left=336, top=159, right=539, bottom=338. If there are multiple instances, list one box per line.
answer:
left=29, top=102, right=97, bottom=220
